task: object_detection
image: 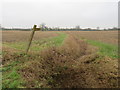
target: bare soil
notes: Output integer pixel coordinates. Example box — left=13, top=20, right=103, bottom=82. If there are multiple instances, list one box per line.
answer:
left=65, top=31, right=118, bottom=45
left=2, top=31, right=58, bottom=42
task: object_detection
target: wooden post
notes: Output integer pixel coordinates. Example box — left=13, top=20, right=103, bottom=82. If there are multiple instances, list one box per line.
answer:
left=26, top=25, right=36, bottom=54
left=25, top=25, right=40, bottom=54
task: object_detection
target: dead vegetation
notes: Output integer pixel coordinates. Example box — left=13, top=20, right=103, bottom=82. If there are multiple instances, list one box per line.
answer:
left=2, top=31, right=118, bottom=88
left=2, top=35, right=116, bottom=88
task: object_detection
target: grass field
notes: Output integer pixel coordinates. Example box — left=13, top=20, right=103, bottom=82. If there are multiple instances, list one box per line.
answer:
left=1, top=30, right=118, bottom=88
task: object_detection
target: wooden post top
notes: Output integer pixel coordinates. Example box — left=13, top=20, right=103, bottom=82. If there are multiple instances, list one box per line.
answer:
left=33, top=25, right=40, bottom=31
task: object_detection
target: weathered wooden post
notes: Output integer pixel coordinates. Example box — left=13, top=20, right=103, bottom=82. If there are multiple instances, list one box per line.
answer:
left=26, top=25, right=40, bottom=54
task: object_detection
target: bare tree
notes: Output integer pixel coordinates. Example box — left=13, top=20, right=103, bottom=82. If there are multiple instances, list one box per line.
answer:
left=97, top=27, right=100, bottom=30
left=75, top=25, right=80, bottom=30
left=40, top=23, right=46, bottom=31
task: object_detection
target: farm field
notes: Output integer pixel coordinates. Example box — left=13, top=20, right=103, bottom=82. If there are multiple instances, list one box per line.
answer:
left=65, top=31, right=118, bottom=45
left=1, top=30, right=118, bottom=88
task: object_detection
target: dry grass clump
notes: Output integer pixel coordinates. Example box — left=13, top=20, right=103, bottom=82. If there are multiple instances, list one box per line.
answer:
left=19, top=35, right=107, bottom=88
left=3, top=34, right=118, bottom=88
left=61, top=35, right=87, bottom=58
left=2, top=47, right=19, bottom=65
left=75, top=55, right=118, bottom=88
left=19, top=35, right=90, bottom=88
left=18, top=35, right=118, bottom=88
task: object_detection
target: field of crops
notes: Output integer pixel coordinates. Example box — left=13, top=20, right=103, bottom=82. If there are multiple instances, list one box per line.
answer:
left=1, top=30, right=118, bottom=88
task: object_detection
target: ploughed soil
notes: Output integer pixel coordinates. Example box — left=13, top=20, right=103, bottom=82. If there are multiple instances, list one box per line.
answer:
left=2, top=31, right=58, bottom=42
left=65, top=31, right=118, bottom=45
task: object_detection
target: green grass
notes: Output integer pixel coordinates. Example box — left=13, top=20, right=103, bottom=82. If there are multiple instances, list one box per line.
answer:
left=31, top=32, right=67, bottom=51
left=86, top=40, right=118, bottom=58
left=2, top=70, right=24, bottom=88
left=2, top=32, right=67, bottom=88
left=2, top=61, right=25, bottom=88
left=3, top=42, right=27, bottom=50
left=3, top=32, right=67, bottom=51
left=2, top=54, right=33, bottom=88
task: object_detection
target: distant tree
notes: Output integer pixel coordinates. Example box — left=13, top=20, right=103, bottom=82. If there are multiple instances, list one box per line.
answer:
left=75, top=25, right=80, bottom=30
left=112, top=27, right=118, bottom=30
left=0, top=24, right=1, bottom=30
left=86, top=28, right=91, bottom=30
left=40, top=23, right=46, bottom=31
left=104, top=28, right=107, bottom=31
left=97, top=27, right=100, bottom=30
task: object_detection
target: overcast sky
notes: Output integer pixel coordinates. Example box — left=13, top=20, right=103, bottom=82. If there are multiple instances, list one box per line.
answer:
left=1, top=0, right=119, bottom=29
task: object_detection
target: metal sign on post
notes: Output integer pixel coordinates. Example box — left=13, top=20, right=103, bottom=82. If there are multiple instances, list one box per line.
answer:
left=26, top=25, right=40, bottom=54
